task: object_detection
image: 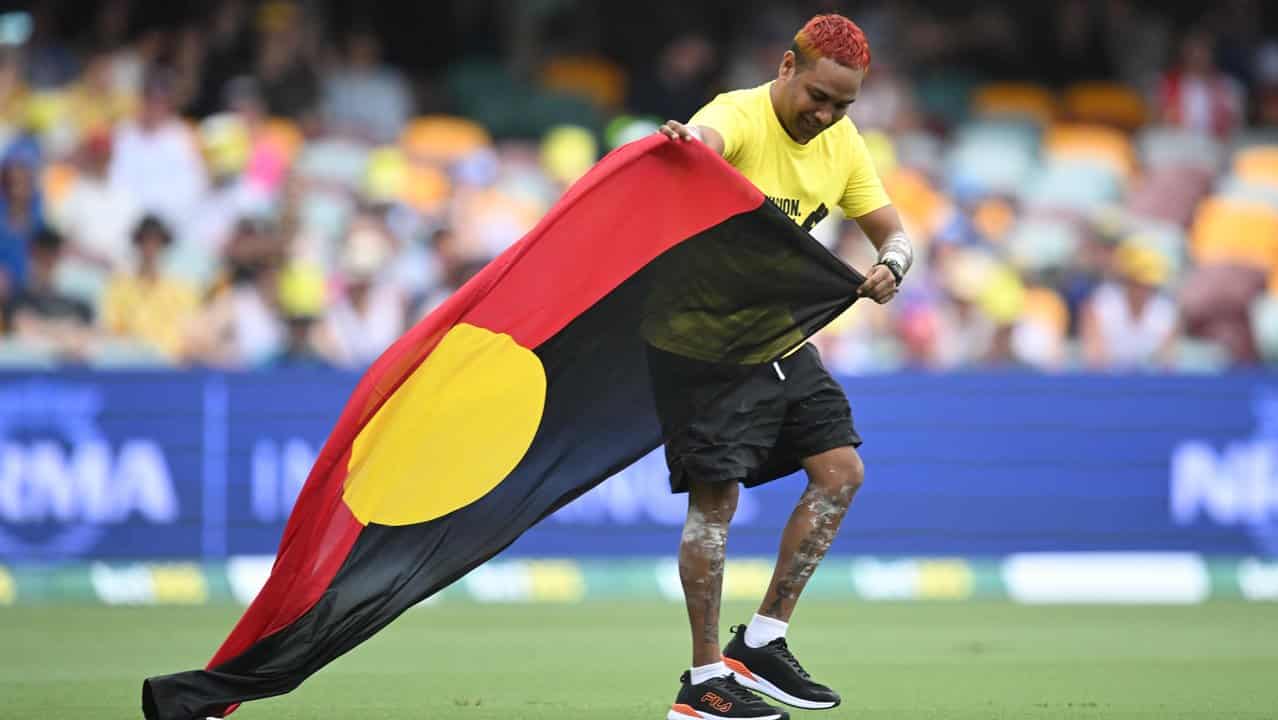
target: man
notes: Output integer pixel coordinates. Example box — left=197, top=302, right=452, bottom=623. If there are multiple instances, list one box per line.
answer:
left=656, top=14, right=911, bottom=720
left=108, top=66, right=208, bottom=235
left=99, top=215, right=199, bottom=361
left=7, top=227, right=96, bottom=361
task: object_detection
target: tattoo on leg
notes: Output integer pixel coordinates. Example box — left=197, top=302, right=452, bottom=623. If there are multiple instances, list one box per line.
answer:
left=764, top=484, right=854, bottom=617
left=702, top=552, right=724, bottom=644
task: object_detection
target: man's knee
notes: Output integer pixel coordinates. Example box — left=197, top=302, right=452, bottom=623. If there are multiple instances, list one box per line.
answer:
left=805, top=446, right=864, bottom=497
left=687, top=479, right=739, bottom=523
left=682, top=480, right=737, bottom=557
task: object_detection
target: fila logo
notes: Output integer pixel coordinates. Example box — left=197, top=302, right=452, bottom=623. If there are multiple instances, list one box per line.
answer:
left=700, top=692, right=733, bottom=712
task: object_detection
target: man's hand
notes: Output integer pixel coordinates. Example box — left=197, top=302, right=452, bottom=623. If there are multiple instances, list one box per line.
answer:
left=858, top=264, right=899, bottom=304
left=658, top=120, right=700, bottom=142
left=658, top=121, right=726, bottom=156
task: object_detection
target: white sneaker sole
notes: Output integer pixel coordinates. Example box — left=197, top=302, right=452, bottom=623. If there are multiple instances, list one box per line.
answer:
left=667, top=706, right=782, bottom=720
left=723, top=658, right=839, bottom=710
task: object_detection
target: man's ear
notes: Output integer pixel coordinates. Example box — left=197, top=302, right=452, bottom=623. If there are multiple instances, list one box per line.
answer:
left=778, top=50, right=797, bottom=81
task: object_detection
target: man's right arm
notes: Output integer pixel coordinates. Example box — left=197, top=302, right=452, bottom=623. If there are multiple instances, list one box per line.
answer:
left=658, top=120, right=726, bottom=158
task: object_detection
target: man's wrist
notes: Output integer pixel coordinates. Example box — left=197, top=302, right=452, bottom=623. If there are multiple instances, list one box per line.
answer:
left=875, top=258, right=904, bottom=286
left=876, top=230, right=912, bottom=285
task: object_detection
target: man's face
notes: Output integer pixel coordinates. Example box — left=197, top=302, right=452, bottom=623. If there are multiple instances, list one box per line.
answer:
left=141, top=89, right=173, bottom=127
left=1122, top=277, right=1155, bottom=305
left=137, top=231, right=167, bottom=265
left=777, top=52, right=864, bottom=143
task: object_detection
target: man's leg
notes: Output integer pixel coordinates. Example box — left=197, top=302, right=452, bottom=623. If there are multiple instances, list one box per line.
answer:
left=671, top=478, right=792, bottom=719
left=680, top=478, right=739, bottom=666
left=720, top=445, right=861, bottom=710
left=757, top=445, right=864, bottom=621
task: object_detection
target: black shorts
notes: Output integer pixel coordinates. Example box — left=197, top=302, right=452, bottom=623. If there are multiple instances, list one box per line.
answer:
left=647, top=343, right=861, bottom=494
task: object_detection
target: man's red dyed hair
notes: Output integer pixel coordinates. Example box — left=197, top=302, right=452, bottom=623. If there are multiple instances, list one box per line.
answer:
left=792, top=14, right=870, bottom=71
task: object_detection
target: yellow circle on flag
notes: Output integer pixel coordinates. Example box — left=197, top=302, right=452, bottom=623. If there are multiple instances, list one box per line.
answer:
left=342, top=323, right=547, bottom=526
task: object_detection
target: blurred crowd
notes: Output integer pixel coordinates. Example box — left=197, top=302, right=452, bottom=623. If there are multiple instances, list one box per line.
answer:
left=0, top=0, right=1276, bottom=372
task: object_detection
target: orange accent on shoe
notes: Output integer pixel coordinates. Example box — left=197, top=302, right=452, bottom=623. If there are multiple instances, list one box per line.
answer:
left=722, top=656, right=757, bottom=681
left=671, top=703, right=702, bottom=718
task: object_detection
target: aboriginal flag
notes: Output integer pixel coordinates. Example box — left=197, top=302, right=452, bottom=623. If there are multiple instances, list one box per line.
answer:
left=142, top=135, right=865, bottom=720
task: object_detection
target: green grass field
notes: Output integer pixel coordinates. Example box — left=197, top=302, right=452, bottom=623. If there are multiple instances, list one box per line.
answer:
left=3, top=600, right=1277, bottom=719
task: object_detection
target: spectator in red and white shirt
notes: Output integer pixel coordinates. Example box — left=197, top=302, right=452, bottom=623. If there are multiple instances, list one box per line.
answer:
left=1157, top=31, right=1245, bottom=138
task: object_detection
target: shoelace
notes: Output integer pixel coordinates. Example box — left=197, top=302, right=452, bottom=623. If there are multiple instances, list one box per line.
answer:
left=771, top=639, right=812, bottom=680
left=708, top=674, right=770, bottom=706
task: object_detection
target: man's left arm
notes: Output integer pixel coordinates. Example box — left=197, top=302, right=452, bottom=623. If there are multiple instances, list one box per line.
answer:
left=841, top=129, right=912, bottom=305
left=853, top=204, right=912, bottom=305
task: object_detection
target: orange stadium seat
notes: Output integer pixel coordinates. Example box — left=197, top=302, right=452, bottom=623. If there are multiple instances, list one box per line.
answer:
left=1190, top=196, right=1278, bottom=271
left=399, top=164, right=452, bottom=215
left=882, top=168, right=949, bottom=238
left=970, top=83, right=1058, bottom=126
left=400, top=115, right=492, bottom=165
left=1062, top=82, right=1148, bottom=131
left=540, top=55, right=628, bottom=110
left=1233, top=146, right=1278, bottom=188
left=1045, top=123, right=1135, bottom=179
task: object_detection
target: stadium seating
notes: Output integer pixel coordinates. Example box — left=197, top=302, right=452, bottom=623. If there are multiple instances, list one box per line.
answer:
left=54, top=257, right=108, bottom=306
left=1216, top=174, right=1278, bottom=211
left=945, top=120, right=1040, bottom=195
left=539, top=55, right=628, bottom=110
left=1045, top=123, right=1135, bottom=180
left=89, top=337, right=172, bottom=368
left=1190, top=196, right=1278, bottom=271
left=0, top=338, right=57, bottom=369
left=1061, top=82, right=1148, bottom=131
left=1137, top=126, right=1224, bottom=173
left=1004, top=216, right=1081, bottom=273
left=970, top=82, right=1058, bottom=126
left=1021, top=161, right=1122, bottom=211
left=400, top=115, right=492, bottom=165
left=1233, top=145, right=1278, bottom=188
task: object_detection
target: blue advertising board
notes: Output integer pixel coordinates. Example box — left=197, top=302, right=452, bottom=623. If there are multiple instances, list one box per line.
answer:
left=0, top=370, right=1273, bottom=560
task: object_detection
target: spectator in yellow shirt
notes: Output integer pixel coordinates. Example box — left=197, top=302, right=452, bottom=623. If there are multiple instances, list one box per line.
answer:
left=100, top=215, right=199, bottom=361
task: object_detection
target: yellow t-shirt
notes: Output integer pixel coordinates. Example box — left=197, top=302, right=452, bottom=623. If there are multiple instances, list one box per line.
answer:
left=642, top=83, right=890, bottom=363
left=689, top=82, right=890, bottom=225
left=101, top=274, right=200, bottom=359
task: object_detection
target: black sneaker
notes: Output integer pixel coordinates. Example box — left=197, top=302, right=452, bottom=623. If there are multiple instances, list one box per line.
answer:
left=722, top=624, right=841, bottom=710
left=668, top=671, right=790, bottom=720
